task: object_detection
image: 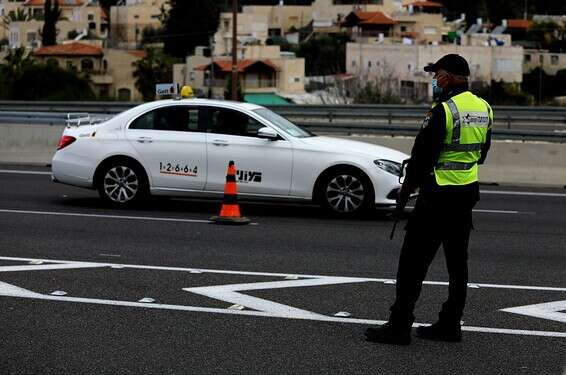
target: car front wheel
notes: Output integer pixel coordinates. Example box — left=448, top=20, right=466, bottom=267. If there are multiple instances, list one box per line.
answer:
left=319, top=169, right=374, bottom=215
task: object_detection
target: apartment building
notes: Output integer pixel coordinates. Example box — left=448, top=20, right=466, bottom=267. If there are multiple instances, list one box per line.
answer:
left=33, top=42, right=145, bottom=100
left=179, top=45, right=305, bottom=100
left=524, top=50, right=566, bottom=75
left=109, top=0, right=167, bottom=49
left=5, top=0, right=107, bottom=48
left=347, top=42, right=523, bottom=101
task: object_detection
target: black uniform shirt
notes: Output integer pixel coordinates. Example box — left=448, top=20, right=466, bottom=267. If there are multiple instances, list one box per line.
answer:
left=403, top=83, right=492, bottom=205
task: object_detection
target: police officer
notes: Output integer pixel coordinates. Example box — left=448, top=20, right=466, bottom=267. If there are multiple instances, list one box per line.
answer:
left=365, top=54, right=493, bottom=345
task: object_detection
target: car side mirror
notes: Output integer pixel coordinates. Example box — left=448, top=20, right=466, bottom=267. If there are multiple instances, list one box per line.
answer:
left=257, top=127, right=279, bottom=141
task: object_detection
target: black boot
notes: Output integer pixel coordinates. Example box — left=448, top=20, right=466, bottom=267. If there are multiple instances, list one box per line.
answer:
left=416, top=321, right=462, bottom=342
left=364, top=322, right=411, bottom=345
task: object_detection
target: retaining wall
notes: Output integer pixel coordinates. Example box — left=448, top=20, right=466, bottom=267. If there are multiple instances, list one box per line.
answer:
left=1, top=124, right=564, bottom=187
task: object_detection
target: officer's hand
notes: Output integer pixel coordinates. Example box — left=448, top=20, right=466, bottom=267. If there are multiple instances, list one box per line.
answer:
left=396, top=185, right=412, bottom=208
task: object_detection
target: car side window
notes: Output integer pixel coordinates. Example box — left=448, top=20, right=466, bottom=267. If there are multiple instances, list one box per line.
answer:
left=203, top=108, right=264, bottom=137
left=130, top=106, right=200, bottom=132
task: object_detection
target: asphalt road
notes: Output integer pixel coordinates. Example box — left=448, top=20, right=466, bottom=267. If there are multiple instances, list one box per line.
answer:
left=0, top=166, right=565, bottom=375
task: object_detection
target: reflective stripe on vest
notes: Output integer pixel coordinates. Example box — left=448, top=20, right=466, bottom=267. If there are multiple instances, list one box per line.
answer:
left=435, top=91, right=492, bottom=186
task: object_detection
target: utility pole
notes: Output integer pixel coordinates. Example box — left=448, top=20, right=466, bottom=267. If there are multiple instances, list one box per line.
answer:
left=209, top=34, right=215, bottom=99
left=231, top=0, right=238, bottom=101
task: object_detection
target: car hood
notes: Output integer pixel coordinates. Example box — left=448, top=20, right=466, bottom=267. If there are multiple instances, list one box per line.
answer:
left=297, top=136, right=409, bottom=163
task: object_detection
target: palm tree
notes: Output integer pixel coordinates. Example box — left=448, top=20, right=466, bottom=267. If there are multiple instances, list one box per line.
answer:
left=2, top=8, right=31, bottom=30
left=133, top=48, right=173, bottom=101
left=3, top=47, right=35, bottom=76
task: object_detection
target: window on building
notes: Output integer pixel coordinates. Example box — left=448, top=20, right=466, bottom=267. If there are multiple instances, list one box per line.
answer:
left=352, top=60, right=357, bottom=67
left=400, top=80, right=415, bottom=100
left=66, top=61, right=76, bottom=71
left=400, top=26, right=407, bottom=32
left=26, top=32, right=36, bottom=43
left=46, top=58, right=59, bottom=67
left=81, top=59, right=94, bottom=72
left=88, top=13, right=94, bottom=21
left=102, top=59, right=108, bottom=71
left=130, top=106, right=200, bottom=132
left=539, top=55, right=544, bottom=64
left=118, top=88, right=132, bottom=101
left=551, top=55, right=559, bottom=65
left=368, top=61, right=372, bottom=68
left=89, top=22, right=96, bottom=30
left=524, top=54, right=531, bottom=63
left=423, top=26, right=437, bottom=35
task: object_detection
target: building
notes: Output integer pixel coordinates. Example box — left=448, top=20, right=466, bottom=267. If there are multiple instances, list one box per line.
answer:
left=33, top=42, right=145, bottom=100
left=5, top=0, right=107, bottom=49
left=179, top=45, right=305, bottom=101
left=109, top=0, right=167, bottom=49
left=524, top=50, right=566, bottom=75
left=346, top=42, right=524, bottom=101
left=213, top=11, right=269, bottom=57
left=311, top=0, right=400, bottom=31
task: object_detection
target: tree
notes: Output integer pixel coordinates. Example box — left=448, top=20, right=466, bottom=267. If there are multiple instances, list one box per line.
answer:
left=2, top=8, right=31, bottom=30
left=133, top=48, right=174, bottom=101
left=0, top=47, right=35, bottom=99
left=224, top=74, right=243, bottom=101
left=42, top=0, right=61, bottom=46
left=162, top=0, right=220, bottom=58
left=294, top=33, right=351, bottom=76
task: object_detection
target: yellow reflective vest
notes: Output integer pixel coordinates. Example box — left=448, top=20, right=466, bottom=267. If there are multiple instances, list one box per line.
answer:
left=434, top=91, right=493, bottom=186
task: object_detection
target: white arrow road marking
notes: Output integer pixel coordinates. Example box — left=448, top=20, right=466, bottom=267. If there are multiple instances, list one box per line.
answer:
left=501, top=300, right=566, bottom=324
left=184, top=277, right=370, bottom=319
left=0, top=281, right=44, bottom=298
left=0, top=262, right=108, bottom=273
left=0, top=256, right=565, bottom=338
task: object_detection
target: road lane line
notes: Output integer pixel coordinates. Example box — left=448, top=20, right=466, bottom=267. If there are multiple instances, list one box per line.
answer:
left=0, top=256, right=565, bottom=292
left=0, top=284, right=564, bottom=338
left=0, top=169, right=51, bottom=175
left=0, top=208, right=215, bottom=225
left=481, top=190, right=566, bottom=198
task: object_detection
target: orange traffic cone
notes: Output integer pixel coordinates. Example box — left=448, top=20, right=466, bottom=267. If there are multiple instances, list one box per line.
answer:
left=210, top=160, right=250, bottom=225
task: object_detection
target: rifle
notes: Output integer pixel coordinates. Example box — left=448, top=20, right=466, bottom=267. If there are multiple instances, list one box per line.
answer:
left=389, top=159, right=410, bottom=240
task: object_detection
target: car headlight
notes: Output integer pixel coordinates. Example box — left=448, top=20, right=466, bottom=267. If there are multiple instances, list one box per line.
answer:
left=374, top=159, right=402, bottom=176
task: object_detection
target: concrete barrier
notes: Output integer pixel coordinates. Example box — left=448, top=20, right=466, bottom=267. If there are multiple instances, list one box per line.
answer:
left=1, top=123, right=565, bottom=187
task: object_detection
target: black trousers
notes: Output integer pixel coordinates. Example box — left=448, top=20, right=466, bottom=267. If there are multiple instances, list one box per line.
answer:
left=389, top=192, right=476, bottom=327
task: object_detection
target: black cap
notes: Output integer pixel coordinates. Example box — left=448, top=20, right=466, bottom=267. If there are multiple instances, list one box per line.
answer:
left=424, top=54, right=470, bottom=76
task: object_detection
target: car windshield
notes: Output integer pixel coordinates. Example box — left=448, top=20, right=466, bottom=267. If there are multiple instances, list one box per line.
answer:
left=253, top=108, right=314, bottom=138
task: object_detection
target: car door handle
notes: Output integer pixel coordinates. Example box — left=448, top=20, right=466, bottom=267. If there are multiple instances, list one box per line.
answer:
left=137, top=137, right=153, bottom=143
left=212, top=139, right=229, bottom=146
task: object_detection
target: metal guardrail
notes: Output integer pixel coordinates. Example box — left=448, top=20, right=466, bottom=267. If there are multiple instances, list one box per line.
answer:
left=1, top=101, right=565, bottom=142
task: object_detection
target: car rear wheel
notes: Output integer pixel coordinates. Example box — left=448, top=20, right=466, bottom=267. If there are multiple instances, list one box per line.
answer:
left=319, top=169, right=374, bottom=215
left=97, top=161, right=148, bottom=206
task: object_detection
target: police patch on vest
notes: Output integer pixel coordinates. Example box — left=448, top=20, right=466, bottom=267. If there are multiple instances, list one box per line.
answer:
left=421, top=111, right=432, bottom=129
left=461, top=112, right=490, bottom=126
left=237, top=170, right=262, bottom=183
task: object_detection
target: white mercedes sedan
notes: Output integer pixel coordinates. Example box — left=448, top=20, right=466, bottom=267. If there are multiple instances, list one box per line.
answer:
left=52, top=99, right=408, bottom=215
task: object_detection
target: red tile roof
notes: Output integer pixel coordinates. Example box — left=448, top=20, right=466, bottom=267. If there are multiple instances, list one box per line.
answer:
left=196, top=59, right=279, bottom=73
left=34, top=42, right=103, bottom=57
left=403, top=1, right=443, bottom=8
left=506, top=19, right=532, bottom=29
left=24, top=0, right=83, bottom=6
left=127, top=50, right=146, bottom=59
left=354, top=11, right=396, bottom=26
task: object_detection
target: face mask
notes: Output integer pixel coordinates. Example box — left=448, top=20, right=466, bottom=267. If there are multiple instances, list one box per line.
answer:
left=432, top=78, right=442, bottom=96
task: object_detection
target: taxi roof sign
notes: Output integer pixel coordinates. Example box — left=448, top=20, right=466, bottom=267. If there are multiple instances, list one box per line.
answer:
left=156, top=83, right=179, bottom=97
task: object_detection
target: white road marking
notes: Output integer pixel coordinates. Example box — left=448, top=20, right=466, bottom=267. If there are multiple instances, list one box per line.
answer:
left=184, top=277, right=370, bottom=318
left=481, top=190, right=566, bottom=198
left=406, top=206, right=530, bottom=215
left=1, top=255, right=565, bottom=292
left=501, top=300, right=566, bottom=324
left=0, top=262, right=107, bottom=273
left=99, top=253, right=122, bottom=258
left=0, top=169, right=51, bottom=175
left=0, top=209, right=214, bottom=225
left=0, top=256, right=565, bottom=338
left=0, top=279, right=564, bottom=338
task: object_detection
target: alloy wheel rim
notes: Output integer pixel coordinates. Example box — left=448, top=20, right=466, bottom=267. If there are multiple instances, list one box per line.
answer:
left=103, top=166, right=139, bottom=203
left=326, top=174, right=364, bottom=213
